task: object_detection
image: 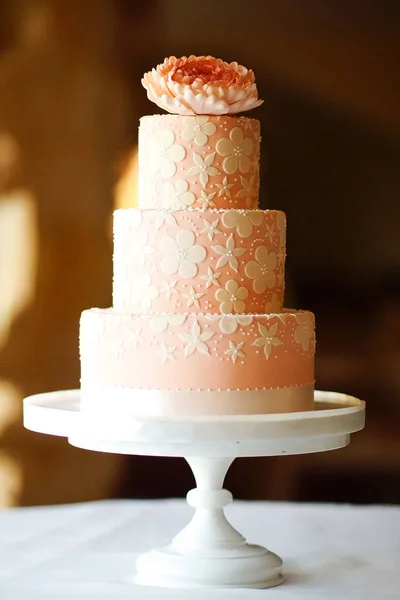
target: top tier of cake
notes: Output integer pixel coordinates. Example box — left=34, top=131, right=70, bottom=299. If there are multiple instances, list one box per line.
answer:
left=138, top=115, right=260, bottom=211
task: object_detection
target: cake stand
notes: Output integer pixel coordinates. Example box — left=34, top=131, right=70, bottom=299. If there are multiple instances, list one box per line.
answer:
left=23, top=389, right=365, bottom=589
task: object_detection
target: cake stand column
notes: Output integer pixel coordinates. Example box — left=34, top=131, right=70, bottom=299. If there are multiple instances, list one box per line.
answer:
left=135, top=456, right=283, bottom=589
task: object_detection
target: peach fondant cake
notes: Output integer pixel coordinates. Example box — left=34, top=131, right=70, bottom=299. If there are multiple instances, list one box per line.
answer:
left=79, top=55, right=316, bottom=416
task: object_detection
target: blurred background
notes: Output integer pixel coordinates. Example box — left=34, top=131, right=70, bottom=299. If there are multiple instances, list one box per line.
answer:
left=0, top=0, right=399, bottom=508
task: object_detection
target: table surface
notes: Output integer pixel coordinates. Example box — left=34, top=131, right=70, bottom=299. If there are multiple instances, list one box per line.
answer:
left=0, top=499, right=399, bottom=599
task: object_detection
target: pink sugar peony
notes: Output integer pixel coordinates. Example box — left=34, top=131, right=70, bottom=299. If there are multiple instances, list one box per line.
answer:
left=142, top=55, right=263, bottom=115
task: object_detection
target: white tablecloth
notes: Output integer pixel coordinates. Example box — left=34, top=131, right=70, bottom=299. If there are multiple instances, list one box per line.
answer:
left=0, top=499, right=399, bottom=599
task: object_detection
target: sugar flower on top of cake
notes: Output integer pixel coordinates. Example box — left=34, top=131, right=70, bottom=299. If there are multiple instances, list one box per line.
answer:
left=142, top=55, right=263, bottom=115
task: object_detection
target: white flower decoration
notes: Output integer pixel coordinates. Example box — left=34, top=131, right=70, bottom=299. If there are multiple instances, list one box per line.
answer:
left=265, top=292, right=282, bottom=313
left=179, top=320, right=214, bottom=357
left=245, top=246, right=277, bottom=293
left=158, top=343, right=176, bottom=363
left=187, top=152, right=219, bottom=187
left=216, top=127, right=253, bottom=174
left=236, top=175, right=257, bottom=208
left=215, top=279, right=248, bottom=314
left=222, top=209, right=263, bottom=238
left=212, top=234, right=246, bottom=272
left=132, top=274, right=159, bottom=310
left=199, top=190, right=217, bottom=209
left=205, top=314, right=253, bottom=334
left=184, top=286, right=204, bottom=308
left=164, top=179, right=195, bottom=209
left=126, top=231, right=155, bottom=267
left=161, top=280, right=178, bottom=300
left=161, top=230, right=206, bottom=278
left=150, top=314, right=186, bottom=333
left=201, top=218, right=222, bottom=240
left=182, top=116, right=217, bottom=146
left=294, top=313, right=314, bottom=351
left=155, top=208, right=178, bottom=230
left=127, top=327, right=143, bottom=349
left=225, top=341, right=245, bottom=363
left=216, top=176, right=234, bottom=197
left=253, top=322, right=283, bottom=359
left=150, top=129, right=185, bottom=178
left=200, top=267, right=221, bottom=288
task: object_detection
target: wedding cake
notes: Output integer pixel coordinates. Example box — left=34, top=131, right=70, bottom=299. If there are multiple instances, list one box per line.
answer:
left=79, top=56, right=316, bottom=417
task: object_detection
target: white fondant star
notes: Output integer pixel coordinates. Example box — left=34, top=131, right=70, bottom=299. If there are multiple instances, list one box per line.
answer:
left=199, top=190, right=217, bottom=209
left=225, top=341, right=245, bottom=363
left=200, top=267, right=221, bottom=289
left=216, top=176, right=234, bottom=197
left=253, top=322, right=283, bottom=359
left=161, top=280, right=178, bottom=300
left=184, top=286, right=204, bottom=308
left=158, top=343, right=176, bottom=363
left=201, top=218, right=222, bottom=240
left=179, top=320, right=214, bottom=357
left=212, top=234, right=246, bottom=273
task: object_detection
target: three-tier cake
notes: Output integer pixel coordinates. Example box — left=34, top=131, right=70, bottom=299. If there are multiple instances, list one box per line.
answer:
left=79, top=56, right=316, bottom=417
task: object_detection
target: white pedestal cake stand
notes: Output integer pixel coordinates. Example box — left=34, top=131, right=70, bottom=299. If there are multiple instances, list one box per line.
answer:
left=23, top=389, right=365, bottom=589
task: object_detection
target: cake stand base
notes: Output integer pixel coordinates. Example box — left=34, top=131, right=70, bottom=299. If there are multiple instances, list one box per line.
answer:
left=23, top=390, right=365, bottom=589
left=135, top=544, right=283, bottom=589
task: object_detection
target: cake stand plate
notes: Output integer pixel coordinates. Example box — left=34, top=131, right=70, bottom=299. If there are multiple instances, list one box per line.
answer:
left=23, top=390, right=365, bottom=589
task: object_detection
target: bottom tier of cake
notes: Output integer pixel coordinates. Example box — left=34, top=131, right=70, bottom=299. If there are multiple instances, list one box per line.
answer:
left=79, top=309, right=315, bottom=416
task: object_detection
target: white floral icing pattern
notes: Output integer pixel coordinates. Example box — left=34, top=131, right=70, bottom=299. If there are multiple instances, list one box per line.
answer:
left=161, top=230, right=206, bottom=278
left=212, top=233, right=246, bottom=273
left=179, top=320, right=214, bottom=357
left=164, top=179, right=195, bottom=209
left=182, top=116, right=217, bottom=147
left=236, top=175, right=257, bottom=208
left=132, top=274, right=159, bottom=310
left=205, top=313, right=253, bottom=334
left=225, top=340, right=245, bottom=363
left=253, top=322, right=283, bottom=359
left=200, top=267, right=221, bottom=288
left=150, top=313, right=186, bottom=333
left=187, top=152, right=219, bottom=187
left=216, top=127, right=254, bottom=174
left=215, top=279, right=248, bottom=314
left=265, top=292, right=282, bottom=313
left=138, top=115, right=261, bottom=211
left=184, top=286, right=204, bottom=308
left=150, top=129, right=185, bottom=178
left=158, top=343, right=176, bottom=363
left=294, top=313, right=314, bottom=350
left=245, top=246, right=277, bottom=293
left=222, top=209, right=263, bottom=238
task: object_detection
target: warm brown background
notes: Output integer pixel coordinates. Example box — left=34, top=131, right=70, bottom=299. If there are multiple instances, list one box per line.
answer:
left=0, top=0, right=399, bottom=507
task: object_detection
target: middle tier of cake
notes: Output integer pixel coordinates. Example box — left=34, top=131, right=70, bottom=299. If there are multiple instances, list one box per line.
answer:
left=113, top=208, right=286, bottom=314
